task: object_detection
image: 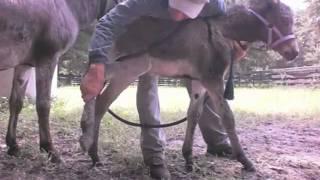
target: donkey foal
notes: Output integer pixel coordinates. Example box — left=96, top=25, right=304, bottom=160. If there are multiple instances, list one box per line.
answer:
left=80, top=0, right=298, bottom=173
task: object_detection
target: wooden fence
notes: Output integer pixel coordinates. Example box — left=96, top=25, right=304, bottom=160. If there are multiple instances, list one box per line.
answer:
left=58, top=75, right=186, bottom=87
left=234, top=65, right=320, bottom=87
left=58, top=65, right=320, bottom=87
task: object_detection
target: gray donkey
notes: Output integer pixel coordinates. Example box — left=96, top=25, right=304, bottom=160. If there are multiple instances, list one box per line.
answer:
left=0, top=0, right=114, bottom=163
left=79, top=0, right=298, bottom=171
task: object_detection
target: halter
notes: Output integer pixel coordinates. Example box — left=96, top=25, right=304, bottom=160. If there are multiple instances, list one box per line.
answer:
left=248, top=9, right=295, bottom=49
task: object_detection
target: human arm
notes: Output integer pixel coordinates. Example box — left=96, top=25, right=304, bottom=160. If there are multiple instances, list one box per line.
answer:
left=82, top=0, right=161, bottom=102
left=88, top=0, right=160, bottom=64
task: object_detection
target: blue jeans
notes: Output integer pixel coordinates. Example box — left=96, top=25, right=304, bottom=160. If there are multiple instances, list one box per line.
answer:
left=137, top=74, right=228, bottom=165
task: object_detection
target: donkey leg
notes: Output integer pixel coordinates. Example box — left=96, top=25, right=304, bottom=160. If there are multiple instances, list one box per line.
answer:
left=6, top=66, right=30, bottom=156
left=87, top=77, right=137, bottom=165
left=80, top=57, right=151, bottom=165
left=182, top=80, right=206, bottom=172
left=79, top=98, right=96, bottom=153
left=35, top=60, right=60, bottom=163
left=203, top=80, right=255, bottom=172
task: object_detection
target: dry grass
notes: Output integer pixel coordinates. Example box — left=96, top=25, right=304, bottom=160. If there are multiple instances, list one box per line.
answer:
left=0, top=86, right=319, bottom=179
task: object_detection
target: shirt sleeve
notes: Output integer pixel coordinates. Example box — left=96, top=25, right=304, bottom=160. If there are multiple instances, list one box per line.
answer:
left=199, top=0, right=226, bottom=18
left=88, top=0, right=159, bottom=64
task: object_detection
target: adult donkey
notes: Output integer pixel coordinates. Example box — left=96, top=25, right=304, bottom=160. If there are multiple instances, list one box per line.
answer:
left=80, top=0, right=298, bottom=171
left=0, top=0, right=113, bottom=162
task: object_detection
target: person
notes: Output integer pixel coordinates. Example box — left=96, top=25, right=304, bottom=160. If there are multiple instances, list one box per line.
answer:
left=81, top=0, right=239, bottom=179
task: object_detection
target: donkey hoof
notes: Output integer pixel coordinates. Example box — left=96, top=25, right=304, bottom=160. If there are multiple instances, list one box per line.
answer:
left=88, top=150, right=100, bottom=167
left=185, top=164, right=193, bottom=172
left=7, top=145, right=20, bottom=156
left=243, top=165, right=256, bottom=172
left=79, top=135, right=93, bottom=153
left=90, top=156, right=100, bottom=166
left=91, top=161, right=103, bottom=168
left=48, top=151, right=61, bottom=163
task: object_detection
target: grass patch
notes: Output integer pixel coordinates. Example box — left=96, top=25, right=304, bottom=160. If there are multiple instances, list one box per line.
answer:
left=230, top=87, right=320, bottom=119
left=52, top=86, right=320, bottom=121
left=1, top=86, right=319, bottom=150
left=0, top=86, right=319, bottom=180
left=1, top=86, right=319, bottom=128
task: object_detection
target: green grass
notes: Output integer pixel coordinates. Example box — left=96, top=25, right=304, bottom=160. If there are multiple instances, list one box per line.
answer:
left=0, top=86, right=319, bottom=180
left=1, top=85, right=318, bottom=134
left=48, top=86, right=320, bottom=157
left=52, top=86, right=320, bottom=120
left=230, top=87, right=320, bottom=118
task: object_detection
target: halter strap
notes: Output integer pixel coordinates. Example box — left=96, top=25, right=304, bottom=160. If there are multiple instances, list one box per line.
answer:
left=248, top=9, right=295, bottom=49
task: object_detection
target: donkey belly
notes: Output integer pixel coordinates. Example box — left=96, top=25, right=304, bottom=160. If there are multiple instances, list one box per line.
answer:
left=0, top=34, right=33, bottom=69
left=148, top=55, right=199, bottom=78
left=0, top=1, right=42, bottom=69
left=0, top=0, right=79, bottom=69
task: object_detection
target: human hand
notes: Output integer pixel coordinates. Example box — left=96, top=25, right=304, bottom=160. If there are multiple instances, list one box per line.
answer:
left=80, top=63, right=105, bottom=102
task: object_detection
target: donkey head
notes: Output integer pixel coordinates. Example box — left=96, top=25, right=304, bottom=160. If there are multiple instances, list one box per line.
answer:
left=249, top=0, right=299, bottom=60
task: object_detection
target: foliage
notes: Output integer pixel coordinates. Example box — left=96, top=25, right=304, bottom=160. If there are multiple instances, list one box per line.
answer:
left=59, top=29, right=93, bottom=76
left=306, top=0, right=320, bottom=28
left=294, top=0, right=320, bottom=66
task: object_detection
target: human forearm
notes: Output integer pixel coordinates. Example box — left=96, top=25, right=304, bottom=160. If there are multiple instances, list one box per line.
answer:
left=88, top=0, right=157, bottom=64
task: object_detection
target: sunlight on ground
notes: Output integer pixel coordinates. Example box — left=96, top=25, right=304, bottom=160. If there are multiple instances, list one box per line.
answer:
left=55, top=86, right=190, bottom=119
left=230, top=87, right=320, bottom=117
left=55, top=86, right=320, bottom=119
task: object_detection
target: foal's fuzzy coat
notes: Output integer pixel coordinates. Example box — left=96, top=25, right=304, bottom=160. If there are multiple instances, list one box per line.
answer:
left=80, top=0, right=298, bottom=171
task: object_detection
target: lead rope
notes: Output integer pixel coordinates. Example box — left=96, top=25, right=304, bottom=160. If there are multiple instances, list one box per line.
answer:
left=108, top=109, right=187, bottom=128
left=101, top=21, right=192, bottom=128
left=106, top=21, right=190, bottom=128
left=224, top=53, right=235, bottom=100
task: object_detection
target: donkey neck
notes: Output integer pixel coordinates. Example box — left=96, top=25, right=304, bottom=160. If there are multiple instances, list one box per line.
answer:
left=215, top=5, right=263, bottom=43
left=65, top=0, right=102, bottom=29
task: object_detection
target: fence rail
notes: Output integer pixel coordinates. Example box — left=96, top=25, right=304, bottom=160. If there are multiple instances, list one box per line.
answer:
left=58, top=65, right=320, bottom=87
left=235, top=65, right=320, bottom=86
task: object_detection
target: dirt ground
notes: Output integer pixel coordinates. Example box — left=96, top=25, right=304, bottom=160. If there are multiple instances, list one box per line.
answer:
left=0, top=116, right=319, bottom=180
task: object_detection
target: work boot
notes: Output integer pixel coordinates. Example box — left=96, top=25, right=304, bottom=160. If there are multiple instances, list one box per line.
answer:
left=149, top=164, right=171, bottom=180
left=80, top=63, right=105, bottom=102
left=207, top=143, right=233, bottom=157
